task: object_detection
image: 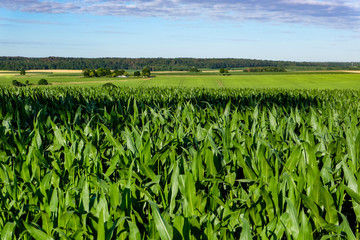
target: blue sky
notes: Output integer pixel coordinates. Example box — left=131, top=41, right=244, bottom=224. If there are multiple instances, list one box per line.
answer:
left=0, top=0, right=359, bottom=61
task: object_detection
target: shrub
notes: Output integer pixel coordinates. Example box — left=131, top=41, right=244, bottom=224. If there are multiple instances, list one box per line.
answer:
left=102, top=82, right=117, bottom=88
left=189, top=66, right=201, bottom=72
left=243, top=67, right=286, bottom=72
left=38, top=79, right=48, bottom=85
left=12, top=80, right=25, bottom=87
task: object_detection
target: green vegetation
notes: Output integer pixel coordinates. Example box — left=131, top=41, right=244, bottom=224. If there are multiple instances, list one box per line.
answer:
left=219, top=68, right=230, bottom=76
left=219, top=67, right=228, bottom=73
left=244, top=67, right=286, bottom=72
left=1, top=56, right=359, bottom=71
left=82, top=68, right=130, bottom=78
left=19, top=69, right=26, bottom=75
left=102, top=82, right=117, bottom=88
left=11, top=79, right=26, bottom=87
left=1, top=71, right=359, bottom=89
left=38, top=79, right=49, bottom=85
left=189, top=66, right=201, bottom=72
left=0, top=86, right=360, bottom=239
left=142, top=67, right=151, bottom=77
left=134, top=71, right=141, bottom=77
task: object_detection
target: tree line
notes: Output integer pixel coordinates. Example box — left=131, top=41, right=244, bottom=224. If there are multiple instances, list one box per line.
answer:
left=0, top=56, right=358, bottom=71
left=82, top=67, right=150, bottom=77
left=243, top=67, right=286, bottom=72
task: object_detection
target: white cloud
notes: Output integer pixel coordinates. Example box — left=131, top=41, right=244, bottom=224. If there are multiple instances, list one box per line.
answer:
left=1, top=0, right=359, bottom=28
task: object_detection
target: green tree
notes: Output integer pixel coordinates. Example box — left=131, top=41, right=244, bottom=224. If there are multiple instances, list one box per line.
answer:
left=96, top=68, right=106, bottom=77
left=219, top=68, right=225, bottom=74
left=113, top=69, right=120, bottom=77
left=38, top=79, right=48, bottom=85
left=12, top=80, right=25, bottom=87
left=89, top=70, right=96, bottom=77
left=20, top=69, right=26, bottom=75
left=134, top=71, right=140, bottom=77
left=82, top=68, right=90, bottom=77
left=189, top=67, right=200, bottom=72
left=142, top=67, right=151, bottom=77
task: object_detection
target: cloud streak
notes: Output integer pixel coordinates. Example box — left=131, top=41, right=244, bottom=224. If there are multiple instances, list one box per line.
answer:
left=1, top=0, right=359, bottom=28
left=0, top=17, right=57, bottom=24
left=0, top=40, right=48, bottom=45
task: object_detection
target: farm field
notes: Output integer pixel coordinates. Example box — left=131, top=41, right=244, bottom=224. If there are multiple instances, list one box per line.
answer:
left=0, top=86, right=360, bottom=239
left=0, top=70, right=359, bottom=89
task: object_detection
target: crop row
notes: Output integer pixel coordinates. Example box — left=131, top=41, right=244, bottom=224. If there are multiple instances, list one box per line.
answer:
left=0, top=87, right=359, bottom=239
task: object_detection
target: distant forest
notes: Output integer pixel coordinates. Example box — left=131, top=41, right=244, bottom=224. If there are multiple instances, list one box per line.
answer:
left=0, top=57, right=358, bottom=71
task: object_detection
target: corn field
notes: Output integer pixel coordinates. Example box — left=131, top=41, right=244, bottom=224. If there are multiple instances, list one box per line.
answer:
left=0, top=87, right=360, bottom=239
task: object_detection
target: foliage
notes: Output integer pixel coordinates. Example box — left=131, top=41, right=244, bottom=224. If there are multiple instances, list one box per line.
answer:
left=113, top=69, right=125, bottom=77
left=142, top=67, right=151, bottom=77
left=19, top=69, right=26, bottom=75
left=134, top=71, right=141, bottom=77
left=219, top=68, right=230, bottom=75
left=189, top=66, right=201, bottom=72
left=1, top=56, right=357, bottom=71
left=244, top=67, right=287, bottom=72
left=11, top=80, right=25, bottom=87
left=0, top=86, right=360, bottom=239
left=83, top=68, right=114, bottom=77
left=102, top=82, right=117, bottom=88
left=96, top=67, right=111, bottom=77
left=38, top=79, right=49, bottom=85
left=1, top=71, right=359, bottom=89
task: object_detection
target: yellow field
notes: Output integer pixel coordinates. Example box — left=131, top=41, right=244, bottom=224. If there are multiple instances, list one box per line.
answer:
left=27, top=69, right=82, bottom=73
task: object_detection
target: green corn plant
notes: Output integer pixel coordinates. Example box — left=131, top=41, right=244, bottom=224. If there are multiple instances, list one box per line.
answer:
left=0, top=86, right=359, bottom=239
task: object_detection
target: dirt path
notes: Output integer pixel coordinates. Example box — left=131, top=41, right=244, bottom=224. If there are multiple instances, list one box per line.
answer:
left=342, top=71, right=360, bottom=74
left=216, top=79, right=225, bottom=88
left=178, top=79, right=184, bottom=87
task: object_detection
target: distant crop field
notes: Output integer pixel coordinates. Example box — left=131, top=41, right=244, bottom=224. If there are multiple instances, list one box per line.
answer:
left=0, top=71, right=359, bottom=89
left=26, top=69, right=83, bottom=73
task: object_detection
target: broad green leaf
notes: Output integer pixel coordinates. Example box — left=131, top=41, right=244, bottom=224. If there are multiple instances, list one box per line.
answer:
left=123, top=128, right=136, bottom=154
left=268, top=110, right=277, bottom=131
left=342, top=161, right=360, bottom=221
left=127, top=220, right=141, bottom=240
left=240, top=218, right=252, bottom=240
left=97, top=209, right=105, bottom=240
left=81, top=178, right=89, bottom=212
left=169, top=162, right=179, bottom=216
left=297, top=210, right=313, bottom=240
left=339, top=213, right=356, bottom=240
left=320, top=187, right=338, bottom=225
left=49, top=188, right=58, bottom=213
left=100, top=123, right=124, bottom=152
left=284, top=199, right=299, bottom=238
left=343, top=184, right=360, bottom=205
left=24, top=222, right=54, bottom=240
left=1, top=222, right=16, bottom=240
left=50, top=120, right=66, bottom=147
left=149, top=201, right=173, bottom=240
left=300, top=194, right=327, bottom=228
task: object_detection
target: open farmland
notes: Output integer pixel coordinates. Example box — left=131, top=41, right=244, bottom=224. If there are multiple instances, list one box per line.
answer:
left=0, top=71, right=360, bottom=89
left=0, top=86, right=360, bottom=239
